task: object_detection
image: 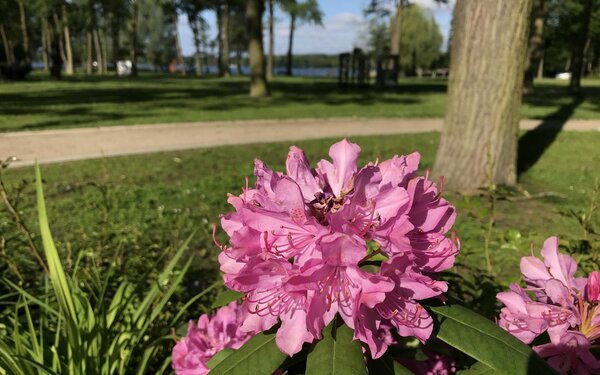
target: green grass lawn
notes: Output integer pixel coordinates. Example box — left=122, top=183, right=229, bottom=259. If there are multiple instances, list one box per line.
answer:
left=2, top=131, right=599, bottom=298
left=1, top=72, right=600, bottom=131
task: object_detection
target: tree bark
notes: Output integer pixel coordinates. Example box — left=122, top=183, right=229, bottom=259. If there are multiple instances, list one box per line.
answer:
left=130, top=0, right=139, bottom=76
left=246, top=0, right=269, bottom=97
left=41, top=19, right=49, bottom=71
left=17, top=0, right=29, bottom=64
left=433, top=0, right=532, bottom=193
left=267, top=0, right=274, bottom=80
left=285, top=14, right=295, bottom=76
left=62, top=5, right=74, bottom=75
left=537, top=46, right=544, bottom=78
left=111, top=13, right=121, bottom=72
left=570, top=0, right=593, bottom=93
left=523, top=0, right=544, bottom=93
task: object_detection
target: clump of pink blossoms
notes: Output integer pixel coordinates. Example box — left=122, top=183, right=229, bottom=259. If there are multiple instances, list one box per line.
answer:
left=497, top=237, right=600, bottom=375
left=216, top=139, right=459, bottom=357
left=172, top=302, right=254, bottom=375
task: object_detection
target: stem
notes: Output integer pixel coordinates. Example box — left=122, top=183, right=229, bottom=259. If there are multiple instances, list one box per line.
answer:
left=358, top=249, right=383, bottom=266
left=0, top=168, right=48, bottom=273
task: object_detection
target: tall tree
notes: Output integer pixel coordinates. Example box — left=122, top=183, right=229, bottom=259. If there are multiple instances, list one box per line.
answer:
left=397, top=5, right=442, bottom=75
left=129, top=0, right=139, bottom=76
left=281, top=0, right=322, bottom=76
left=523, top=0, right=545, bottom=93
left=570, top=0, right=593, bottom=93
left=246, top=0, right=269, bottom=96
left=17, top=0, right=30, bottom=64
left=433, top=0, right=533, bottom=193
left=181, top=0, right=208, bottom=76
left=267, top=0, right=274, bottom=80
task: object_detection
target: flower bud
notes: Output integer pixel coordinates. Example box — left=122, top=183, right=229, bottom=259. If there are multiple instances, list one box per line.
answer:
left=586, top=271, right=600, bottom=303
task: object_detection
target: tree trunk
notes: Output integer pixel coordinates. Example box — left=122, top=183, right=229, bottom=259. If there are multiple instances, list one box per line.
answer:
left=389, top=1, right=407, bottom=55
left=41, top=20, right=49, bottom=71
left=172, top=2, right=186, bottom=76
left=222, top=2, right=231, bottom=77
left=570, top=0, right=593, bottom=93
left=236, top=48, right=242, bottom=75
left=0, top=24, right=13, bottom=64
left=93, top=28, right=103, bottom=74
left=267, top=0, right=274, bottom=80
left=130, top=0, right=139, bottom=76
left=246, top=0, right=269, bottom=97
left=100, top=28, right=108, bottom=73
left=86, top=30, right=93, bottom=74
left=111, top=13, right=120, bottom=73
left=62, top=5, right=74, bottom=75
left=17, top=0, right=29, bottom=64
left=523, top=0, right=544, bottom=93
left=217, top=4, right=224, bottom=77
left=189, top=15, right=203, bottom=76
left=433, top=0, right=532, bottom=193
left=537, top=46, right=544, bottom=78
left=285, top=14, right=295, bottom=76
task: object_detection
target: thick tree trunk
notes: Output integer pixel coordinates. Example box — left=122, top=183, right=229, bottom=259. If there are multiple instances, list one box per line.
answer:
left=246, top=0, right=269, bottom=97
left=285, top=14, right=295, bottom=76
left=130, top=0, right=139, bottom=76
left=17, top=0, right=29, bottom=64
left=433, top=0, right=532, bottom=193
left=570, top=0, right=593, bottom=93
left=221, top=3, right=231, bottom=77
left=523, top=0, right=544, bottom=93
left=62, top=6, right=74, bottom=75
left=172, top=8, right=186, bottom=76
left=267, top=0, right=274, bottom=80
left=0, top=24, right=13, bottom=64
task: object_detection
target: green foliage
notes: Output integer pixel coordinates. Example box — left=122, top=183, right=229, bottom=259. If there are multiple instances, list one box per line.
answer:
left=0, top=165, right=209, bottom=374
left=210, top=332, right=287, bottom=375
left=305, top=320, right=367, bottom=375
left=430, top=304, right=558, bottom=375
left=397, top=5, right=443, bottom=73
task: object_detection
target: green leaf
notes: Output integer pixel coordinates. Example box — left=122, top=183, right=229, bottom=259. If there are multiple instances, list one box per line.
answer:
left=210, top=332, right=286, bottom=375
left=306, top=321, right=367, bottom=375
left=430, top=305, right=558, bottom=375
left=458, top=361, right=501, bottom=375
left=207, top=349, right=235, bottom=369
left=367, top=356, right=414, bottom=375
left=211, top=289, right=243, bottom=309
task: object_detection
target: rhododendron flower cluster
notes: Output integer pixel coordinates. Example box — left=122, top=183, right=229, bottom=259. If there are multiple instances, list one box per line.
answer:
left=497, top=237, right=600, bottom=374
left=172, top=302, right=254, bottom=375
left=216, top=139, right=458, bottom=357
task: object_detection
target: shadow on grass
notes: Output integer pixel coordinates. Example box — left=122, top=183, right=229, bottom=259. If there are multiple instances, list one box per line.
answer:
left=517, top=96, right=584, bottom=176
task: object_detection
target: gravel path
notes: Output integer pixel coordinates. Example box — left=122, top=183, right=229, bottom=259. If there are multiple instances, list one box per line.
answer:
left=2, top=117, right=599, bottom=168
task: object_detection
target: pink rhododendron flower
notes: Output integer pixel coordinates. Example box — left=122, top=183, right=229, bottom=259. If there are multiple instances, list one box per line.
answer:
left=216, top=139, right=459, bottom=357
left=497, top=237, right=600, bottom=374
left=172, top=302, right=254, bottom=375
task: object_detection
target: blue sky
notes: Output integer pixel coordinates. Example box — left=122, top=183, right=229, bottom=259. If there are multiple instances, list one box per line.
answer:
left=178, top=0, right=454, bottom=56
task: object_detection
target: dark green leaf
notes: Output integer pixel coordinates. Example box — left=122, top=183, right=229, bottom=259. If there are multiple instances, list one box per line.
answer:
left=430, top=305, right=557, bottom=375
left=305, top=321, right=367, bottom=375
left=207, top=349, right=235, bottom=369
left=211, top=289, right=243, bottom=309
left=458, top=361, right=501, bottom=375
left=210, top=332, right=286, bottom=375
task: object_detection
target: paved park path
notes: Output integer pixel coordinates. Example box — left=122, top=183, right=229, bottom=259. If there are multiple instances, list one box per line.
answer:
left=2, top=117, right=599, bottom=168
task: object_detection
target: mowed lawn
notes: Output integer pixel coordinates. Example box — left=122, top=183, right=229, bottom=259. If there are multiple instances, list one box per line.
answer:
left=1, top=72, right=600, bottom=131
left=2, top=131, right=599, bottom=295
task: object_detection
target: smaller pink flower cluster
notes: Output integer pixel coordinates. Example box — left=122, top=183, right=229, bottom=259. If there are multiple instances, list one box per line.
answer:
left=172, top=302, right=254, bottom=375
left=497, top=237, right=600, bottom=375
left=217, top=139, right=458, bottom=358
